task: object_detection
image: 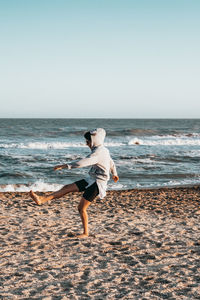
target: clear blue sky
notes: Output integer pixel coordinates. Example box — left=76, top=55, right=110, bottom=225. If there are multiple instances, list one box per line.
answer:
left=0, top=0, right=200, bottom=118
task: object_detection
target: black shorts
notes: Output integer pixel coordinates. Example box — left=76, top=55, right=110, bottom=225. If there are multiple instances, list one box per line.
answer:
left=75, top=179, right=99, bottom=202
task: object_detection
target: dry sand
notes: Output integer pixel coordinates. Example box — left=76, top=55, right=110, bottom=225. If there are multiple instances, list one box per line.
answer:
left=1, top=187, right=200, bottom=299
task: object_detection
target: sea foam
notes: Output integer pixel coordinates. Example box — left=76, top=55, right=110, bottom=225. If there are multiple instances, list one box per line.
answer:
left=128, top=136, right=200, bottom=146
left=0, top=181, right=63, bottom=192
left=0, top=141, right=123, bottom=149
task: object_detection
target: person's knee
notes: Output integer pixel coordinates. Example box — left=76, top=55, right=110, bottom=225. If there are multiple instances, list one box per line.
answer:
left=63, top=183, right=73, bottom=190
left=78, top=205, right=87, bottom=215
left=62, top=183, right=79, bottom=193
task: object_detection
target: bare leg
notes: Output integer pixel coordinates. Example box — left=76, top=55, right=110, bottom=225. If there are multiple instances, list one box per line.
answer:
left=30, top=183, right=79, bottom=205
left=77, top=197, right=91, bottom=238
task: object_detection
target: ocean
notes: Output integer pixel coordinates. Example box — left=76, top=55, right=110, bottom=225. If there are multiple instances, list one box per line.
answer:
left=0, top=118, right=200, bottom=192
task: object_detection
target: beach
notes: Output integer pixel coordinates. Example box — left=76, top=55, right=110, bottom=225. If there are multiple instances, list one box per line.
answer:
left=1, top=187, right=200, bottom=299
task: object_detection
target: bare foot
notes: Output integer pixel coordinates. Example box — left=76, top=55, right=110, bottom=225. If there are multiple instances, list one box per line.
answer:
left=76, top=234, right=89, bottom=239
left=30, top=190, right=42, bottom=205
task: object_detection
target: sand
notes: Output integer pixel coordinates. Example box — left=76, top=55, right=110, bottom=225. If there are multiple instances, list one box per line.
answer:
left=0, top=187, right=200, bottom=299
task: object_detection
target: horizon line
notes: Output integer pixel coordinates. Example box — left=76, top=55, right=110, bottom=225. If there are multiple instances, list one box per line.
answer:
left=0, top=117, right=200, bottom=120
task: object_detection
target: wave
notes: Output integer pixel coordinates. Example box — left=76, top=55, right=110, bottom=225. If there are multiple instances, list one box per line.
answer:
left=135, top=177, right=200, bottom=189
left=128, top=136, right=200, bottom=146
left=108, top=182, right=128, bottom=190
left=107, top=128, right=159, bottom=136
left=0, top=180, right=63, bottom=192
left=0, top=142, right=86, bottom=149
left=0, top=141, right=124, bottom=149
left=1, top=177, right=199, bottom=192
left=1, top=134, right=200, bottom=150
left=0, top=181, right=128, bottom=192
left=184, top=150, right=200, bottom=157
left=0, top=171, right=32, bottom=179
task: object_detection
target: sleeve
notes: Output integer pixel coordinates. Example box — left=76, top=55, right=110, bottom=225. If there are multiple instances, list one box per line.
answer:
left=68, top=152, right=99, bottom=169
left=110, top=158, right=118, bottom=176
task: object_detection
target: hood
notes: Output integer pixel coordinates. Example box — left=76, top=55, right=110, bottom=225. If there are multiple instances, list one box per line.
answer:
left=90, top=128, right=106, bottom=148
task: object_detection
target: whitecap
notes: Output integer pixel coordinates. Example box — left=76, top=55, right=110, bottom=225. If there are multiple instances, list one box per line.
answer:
left=0, top=180, right=63, bottom=192
left=0, top=141, right=124, bottom=149
left=128, top=136, right=200, bottom=146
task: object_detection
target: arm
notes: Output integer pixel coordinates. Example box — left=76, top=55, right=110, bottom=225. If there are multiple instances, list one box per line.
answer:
left=54, top=152, right=99, bottom=171
left=110, top=158, right=119, bottom=182
left=69, top=152, right=99, bottom=169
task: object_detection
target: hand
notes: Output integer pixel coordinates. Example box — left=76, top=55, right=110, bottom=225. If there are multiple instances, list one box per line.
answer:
left=112, top=175, right=119, bottom=183
left=54, top=165, right=63, bottom=171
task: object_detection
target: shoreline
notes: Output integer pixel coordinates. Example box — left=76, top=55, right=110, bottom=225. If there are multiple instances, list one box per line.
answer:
left=1, top=184, right=200, bottom=194
left=1, top=186, right=200, bottom=298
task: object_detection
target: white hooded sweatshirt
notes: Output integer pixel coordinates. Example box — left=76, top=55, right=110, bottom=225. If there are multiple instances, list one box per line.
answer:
left=68, top=128, right=118, bottom=199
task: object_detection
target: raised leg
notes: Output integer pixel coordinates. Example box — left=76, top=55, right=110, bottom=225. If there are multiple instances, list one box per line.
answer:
left=30, top=183, right=79, bottom=205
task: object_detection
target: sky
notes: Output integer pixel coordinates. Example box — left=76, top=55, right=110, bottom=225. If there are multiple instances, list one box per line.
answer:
left=0, top=0, right=200, bottom=118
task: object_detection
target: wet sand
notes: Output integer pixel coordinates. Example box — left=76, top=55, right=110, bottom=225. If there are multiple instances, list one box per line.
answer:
left=1, top=187, right=200, bottom=299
